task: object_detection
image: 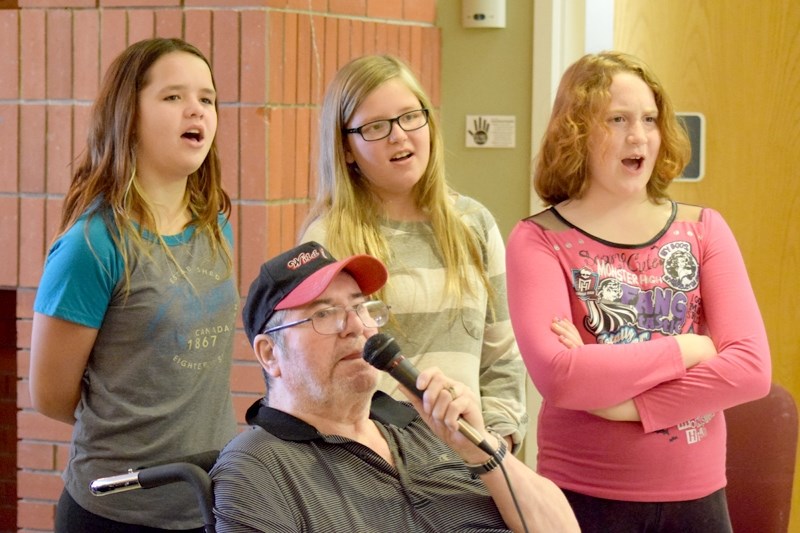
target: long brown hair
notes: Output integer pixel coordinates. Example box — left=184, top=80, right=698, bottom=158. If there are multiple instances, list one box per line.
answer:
left=59, top=38, right=232, bottom=291
left=535, top=51, right=690, bottom=205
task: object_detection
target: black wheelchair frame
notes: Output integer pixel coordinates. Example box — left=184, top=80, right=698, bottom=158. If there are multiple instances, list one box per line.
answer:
left=89, top=450, right=219, bottom=533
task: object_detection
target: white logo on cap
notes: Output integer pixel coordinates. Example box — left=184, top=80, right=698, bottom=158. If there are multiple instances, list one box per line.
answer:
left=286, top=247, right=328, bottom=270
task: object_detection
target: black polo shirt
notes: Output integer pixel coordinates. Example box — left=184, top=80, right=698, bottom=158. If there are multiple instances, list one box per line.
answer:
left=210, top=392, right=509, bottom=532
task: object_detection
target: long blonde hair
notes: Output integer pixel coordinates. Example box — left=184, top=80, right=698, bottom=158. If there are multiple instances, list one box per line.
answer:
left=302, top=54, right=491, bottom=307
left=58, top=38, right=232, bottom=292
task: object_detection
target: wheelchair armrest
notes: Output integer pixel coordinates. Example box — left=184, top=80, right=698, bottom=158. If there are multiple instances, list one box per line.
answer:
left=89, top=450, right=219, bottom=533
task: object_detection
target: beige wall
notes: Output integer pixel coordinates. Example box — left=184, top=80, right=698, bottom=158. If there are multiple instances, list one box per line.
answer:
left=437, top=1, right=534, bottom=239
left=437, top=0, right=541, bottom=465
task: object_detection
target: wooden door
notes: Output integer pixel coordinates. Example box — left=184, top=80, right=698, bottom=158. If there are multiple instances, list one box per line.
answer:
left=614, top=1, right=800, bottom=528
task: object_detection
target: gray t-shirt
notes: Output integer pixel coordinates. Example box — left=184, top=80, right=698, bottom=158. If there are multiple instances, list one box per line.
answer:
left=35, top=212, right=238, bottom=528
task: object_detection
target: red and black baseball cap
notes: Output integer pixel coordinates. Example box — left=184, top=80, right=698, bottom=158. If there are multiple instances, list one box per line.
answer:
left=242, top=241, right=388, bottom=345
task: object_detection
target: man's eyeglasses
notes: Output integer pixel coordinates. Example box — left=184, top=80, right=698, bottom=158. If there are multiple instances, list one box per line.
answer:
left=344, top=109, right=429, bottom=142
left=263, top=300, right=390, bottom=336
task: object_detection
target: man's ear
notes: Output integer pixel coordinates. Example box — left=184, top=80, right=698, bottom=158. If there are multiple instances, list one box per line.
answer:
left=253, top=334, right=281, bottom=378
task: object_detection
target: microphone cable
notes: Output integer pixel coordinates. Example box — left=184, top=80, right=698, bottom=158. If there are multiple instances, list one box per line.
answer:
left=496, top=455, right=529, bottom=533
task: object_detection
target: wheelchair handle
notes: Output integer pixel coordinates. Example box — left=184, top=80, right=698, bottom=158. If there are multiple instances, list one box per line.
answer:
left=90, top=459, right=216, bottom=533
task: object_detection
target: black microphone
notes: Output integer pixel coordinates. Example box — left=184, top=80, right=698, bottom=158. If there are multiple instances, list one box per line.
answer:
left=363, top=333, right=496, bottom=455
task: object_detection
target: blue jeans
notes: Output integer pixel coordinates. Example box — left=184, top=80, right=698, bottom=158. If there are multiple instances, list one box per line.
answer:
left=562, top=488, right=733, bottom=533
left=55, top=489, right=207, bottom=533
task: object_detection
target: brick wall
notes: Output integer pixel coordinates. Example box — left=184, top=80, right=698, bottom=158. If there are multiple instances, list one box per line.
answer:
left=3, top=1, right=440, bottom=531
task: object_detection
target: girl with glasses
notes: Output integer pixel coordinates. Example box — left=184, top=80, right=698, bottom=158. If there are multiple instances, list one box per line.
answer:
left=299, top=54, right=528, bottom=452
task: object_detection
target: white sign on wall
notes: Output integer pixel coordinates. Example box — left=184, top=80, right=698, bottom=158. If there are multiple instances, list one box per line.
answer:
left=465, top=115, right=516, bottom=148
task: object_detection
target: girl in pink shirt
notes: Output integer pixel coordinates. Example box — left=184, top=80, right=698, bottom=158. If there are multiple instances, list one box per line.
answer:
left=506, top=51, right=770, bottom=533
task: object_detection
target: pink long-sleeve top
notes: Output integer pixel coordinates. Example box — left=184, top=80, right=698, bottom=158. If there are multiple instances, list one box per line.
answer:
left=506, top=203, right=771, bottom=502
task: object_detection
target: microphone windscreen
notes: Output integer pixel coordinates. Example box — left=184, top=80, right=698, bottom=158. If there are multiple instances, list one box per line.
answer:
left=363, top=333, right=401, bottom=370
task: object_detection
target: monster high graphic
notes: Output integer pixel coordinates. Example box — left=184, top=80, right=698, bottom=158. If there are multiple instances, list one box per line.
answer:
left=677, top=413, right=715, bottom=444
left=572, top=270, right=645, bottom=344
left=571, top=247, right=709, bottom=443
left=572, top=243, right=700, bottom=344
left=573, top=267, right=598, bottom=299
left=654, top=411, right=715, bottom=445
left=660, top=242, right=699, bottom=291
left=586, top=279, right=645, bottom=344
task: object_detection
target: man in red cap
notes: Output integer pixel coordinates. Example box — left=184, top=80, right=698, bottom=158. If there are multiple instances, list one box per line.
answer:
left=211, top=241, right=578, bottom=532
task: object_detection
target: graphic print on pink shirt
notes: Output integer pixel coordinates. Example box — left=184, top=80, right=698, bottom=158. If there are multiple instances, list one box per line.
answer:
left=571, top=240, right=701, bottom=343
left=569, top=239, right=712, bottom=444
